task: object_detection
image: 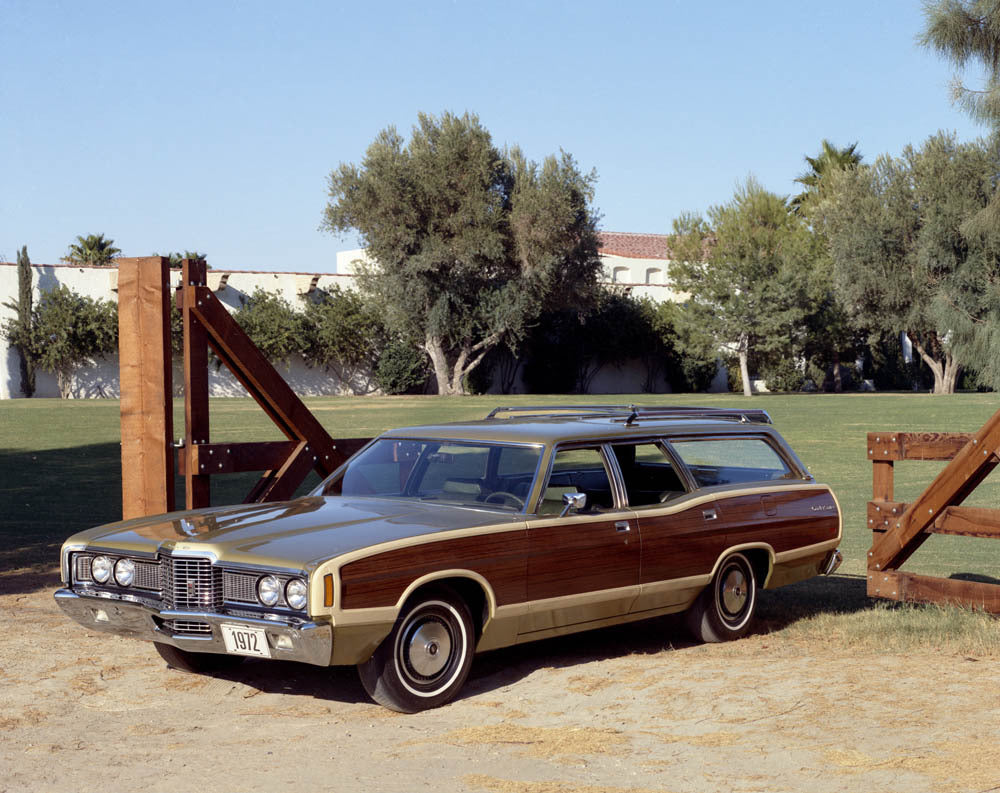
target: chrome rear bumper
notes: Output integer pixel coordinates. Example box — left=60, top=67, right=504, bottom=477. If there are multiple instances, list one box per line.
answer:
left=54, top=589, right=332, bottom=666
left=822, top=549, right=844, bottom=576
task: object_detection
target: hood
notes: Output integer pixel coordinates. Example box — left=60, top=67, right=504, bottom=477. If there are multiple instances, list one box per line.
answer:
left=66, top=496, right=523, bottom=571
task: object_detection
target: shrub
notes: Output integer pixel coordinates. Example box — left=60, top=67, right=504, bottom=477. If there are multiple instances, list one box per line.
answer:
left=233, top=289, right=306, bottom=365
left=762, top=359, right=804, bottom=392
left=29, top=285, right=118, bottom=397
left=375, top=341, right=429, bottom=394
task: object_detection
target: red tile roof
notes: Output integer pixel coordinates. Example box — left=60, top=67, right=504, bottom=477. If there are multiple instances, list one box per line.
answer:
left=598, top=231, right=672, bottom=260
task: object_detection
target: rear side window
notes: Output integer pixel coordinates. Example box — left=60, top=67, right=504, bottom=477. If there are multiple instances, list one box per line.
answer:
left=669, top=437, right=794, bottom=487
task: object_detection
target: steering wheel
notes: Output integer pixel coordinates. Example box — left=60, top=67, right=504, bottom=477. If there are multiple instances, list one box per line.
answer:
left=484, top=491, right=525, bottom=509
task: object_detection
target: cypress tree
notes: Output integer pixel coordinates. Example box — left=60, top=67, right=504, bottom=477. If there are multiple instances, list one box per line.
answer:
left=16, top=246, right=35, bottom=397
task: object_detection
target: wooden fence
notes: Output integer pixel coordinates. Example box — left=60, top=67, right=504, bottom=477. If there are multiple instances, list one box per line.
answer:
left=118, top=256, right=369, bottom=519
left=867, top=409, right=1000, bottom=612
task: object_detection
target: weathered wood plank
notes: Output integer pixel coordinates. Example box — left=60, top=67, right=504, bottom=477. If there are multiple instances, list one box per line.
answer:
left=870, top=570, right=1000, bottom=613
left=180, top=441, right=299, bottom=476
left=934, top=506, right=1000, bottom=539
left=118, top=257, right=174, bottom=519
left=867, top=432, right=974, bottom=461
left=872, top=460, right=894, bottom=502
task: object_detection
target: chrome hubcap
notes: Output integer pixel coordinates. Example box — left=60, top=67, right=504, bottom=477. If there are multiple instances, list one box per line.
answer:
left=721, top=568, right=748, bottom=615
left=406, top=620, right=451, bottom=678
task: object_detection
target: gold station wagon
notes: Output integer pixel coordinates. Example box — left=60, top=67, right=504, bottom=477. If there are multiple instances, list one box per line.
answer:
left=56, top=405, right=842, bottom=712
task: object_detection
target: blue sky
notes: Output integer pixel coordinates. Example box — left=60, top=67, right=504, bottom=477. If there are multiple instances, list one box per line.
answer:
left=0, top=0, right=987, bottom=272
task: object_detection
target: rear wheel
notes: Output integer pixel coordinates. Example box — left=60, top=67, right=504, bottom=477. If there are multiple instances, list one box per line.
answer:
left=357, top=587, right=474, bottom=713
left=154, top=642, right=246, bottom=673
left=686, top=552, right=757, bottom=643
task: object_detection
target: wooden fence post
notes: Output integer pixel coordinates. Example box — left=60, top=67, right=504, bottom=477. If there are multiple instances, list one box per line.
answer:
left=118, top=257, right=175, bottom=519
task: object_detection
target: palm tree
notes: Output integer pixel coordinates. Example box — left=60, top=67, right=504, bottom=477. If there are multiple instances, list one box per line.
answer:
left=792, top=140, right=862, bottom=212
left=62, top=234, right=121, bottom=266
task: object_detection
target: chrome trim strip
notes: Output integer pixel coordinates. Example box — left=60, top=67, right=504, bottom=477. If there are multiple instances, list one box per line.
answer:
left=219, top=559, right=308, bottom=577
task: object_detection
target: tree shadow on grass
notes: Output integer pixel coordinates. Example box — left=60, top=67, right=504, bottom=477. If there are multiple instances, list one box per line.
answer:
left=0, top=442, right=123, bottom=586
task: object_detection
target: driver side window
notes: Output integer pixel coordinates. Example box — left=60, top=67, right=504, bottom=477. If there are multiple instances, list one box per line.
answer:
left=538, top=447, right=615, bottom=515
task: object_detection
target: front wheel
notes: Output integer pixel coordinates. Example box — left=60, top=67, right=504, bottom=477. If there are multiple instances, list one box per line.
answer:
left=686, top=552, right=757, bottom=643
left=357, top=587, right=474, bottom=712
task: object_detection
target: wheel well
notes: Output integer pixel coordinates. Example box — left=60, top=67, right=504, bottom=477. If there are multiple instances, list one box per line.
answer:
left=407, top=577, right=488, bottom=639
left=739, top=548, right=771, bottom=588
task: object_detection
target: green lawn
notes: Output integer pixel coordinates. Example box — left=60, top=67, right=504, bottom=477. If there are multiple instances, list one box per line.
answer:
left=3, top=392, right=1000, bottom=585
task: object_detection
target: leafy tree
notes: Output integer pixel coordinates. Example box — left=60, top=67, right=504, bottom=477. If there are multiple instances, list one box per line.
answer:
left=819, top=132, right=1000, bottom=393
left=668, top=178, right=813, bottom=396
left=232, top=288, right=306, bottom=365
left=323, top=111, right=602, bottom=395
left=1, top=246, right=37, bottom=397
left=920, top=1, right=1000, bottom=389
left=650, top=301, right=719, bottom=392
left=301, top=285, right=387, bottom=394
left=520, top=291, right=675, bottom=394
left=61, top=234, right=121, bottom=266
left=29, top=285, right=118, bottom=397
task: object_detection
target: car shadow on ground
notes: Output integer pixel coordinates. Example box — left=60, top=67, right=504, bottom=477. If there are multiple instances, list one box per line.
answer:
left=462, top=573, right=872, bottom=702
left=185, top=573, right=873, bottom=707
left=197, top=658, right=373, bottom=706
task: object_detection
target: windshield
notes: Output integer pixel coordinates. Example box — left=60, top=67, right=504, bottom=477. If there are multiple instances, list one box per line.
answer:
left=320, top=439, right=542, bottom=512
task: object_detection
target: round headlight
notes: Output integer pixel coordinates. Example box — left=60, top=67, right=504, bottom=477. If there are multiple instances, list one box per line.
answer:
left=257, top=575, right=280, bottom=607
left=285, top=578, right=307, bottom=610
left=92, top=556, right=112, bottom=583
left=114, top=558, right=135, bottom=587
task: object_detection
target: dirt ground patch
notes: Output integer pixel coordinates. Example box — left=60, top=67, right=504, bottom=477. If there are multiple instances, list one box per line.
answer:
left=2, top=582, right=999, bottom=793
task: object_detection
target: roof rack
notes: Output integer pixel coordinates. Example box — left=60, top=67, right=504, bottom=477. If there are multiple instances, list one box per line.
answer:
left=485, top=404, right=773, bottom=425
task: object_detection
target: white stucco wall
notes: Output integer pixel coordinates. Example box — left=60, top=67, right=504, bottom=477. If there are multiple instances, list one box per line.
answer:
left=0, top=249, right=685, bottom=399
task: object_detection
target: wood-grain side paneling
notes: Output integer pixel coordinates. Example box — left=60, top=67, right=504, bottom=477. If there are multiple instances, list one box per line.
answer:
left=526, top=515, right=639, bottom=603
left=339, top=529, right=527, bottom=610
left=637, top=502, right=727, bottom=583
left=638, top=488, right=839, bottom=584
left=719, top=489, right=839, bottom=554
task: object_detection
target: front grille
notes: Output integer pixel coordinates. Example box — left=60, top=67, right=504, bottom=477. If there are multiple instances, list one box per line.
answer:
left=76, top=555, right=93, bottom=582
left=164, top=619, right=212, bottom=635
left=133, top=560, right=161, bottom=591
left=224, top=571, right=259, bottom=604
left=163, top=556, right=223, bottom=611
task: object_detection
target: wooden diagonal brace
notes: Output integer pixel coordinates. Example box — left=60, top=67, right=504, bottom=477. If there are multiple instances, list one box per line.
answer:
left=246, top=441, right=317, bottom=503
left=182, top=284, right=345, bottom=477
left=869, top=411, right=1000, bottom=571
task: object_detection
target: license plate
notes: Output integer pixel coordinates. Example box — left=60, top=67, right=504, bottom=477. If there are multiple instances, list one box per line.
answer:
left=220, top=624, right=270, bottom=658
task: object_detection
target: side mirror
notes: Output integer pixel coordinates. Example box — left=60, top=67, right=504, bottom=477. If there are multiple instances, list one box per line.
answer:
left=560, top=492, right=587, bottom=517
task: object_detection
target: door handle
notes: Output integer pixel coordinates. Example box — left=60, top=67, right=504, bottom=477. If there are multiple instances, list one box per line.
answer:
left=702, top=508, right=718, bottom=521
left=614, top=520, right=631, bottom=533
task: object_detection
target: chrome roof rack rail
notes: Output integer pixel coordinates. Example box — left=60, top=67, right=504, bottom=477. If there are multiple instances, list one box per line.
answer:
left=485, top=405, right=773, bottom=425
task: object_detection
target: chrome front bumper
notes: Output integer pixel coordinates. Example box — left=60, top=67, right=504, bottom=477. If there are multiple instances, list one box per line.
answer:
left=54, top=589, right=333, bottom=666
